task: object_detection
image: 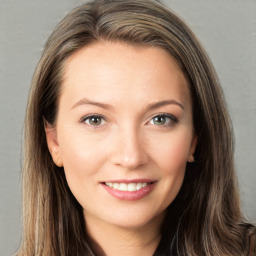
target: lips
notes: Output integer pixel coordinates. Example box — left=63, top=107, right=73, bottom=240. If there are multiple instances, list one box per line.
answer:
left=105, top=182, right=150, bottom=191
left=101, top=179, right=157, bottom=201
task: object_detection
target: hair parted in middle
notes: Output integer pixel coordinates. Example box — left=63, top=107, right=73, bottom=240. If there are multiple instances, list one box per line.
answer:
left=19, top=1, right=250, bottom=255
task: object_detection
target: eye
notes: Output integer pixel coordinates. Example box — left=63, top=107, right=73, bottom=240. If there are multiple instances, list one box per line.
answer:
left=149, top=114, right=178, bottom=126
left=81, top=115, right=106, bottom=126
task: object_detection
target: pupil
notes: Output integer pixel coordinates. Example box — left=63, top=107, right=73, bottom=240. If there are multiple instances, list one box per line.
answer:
left=90, top=117, right=101, bottom=125
left=154, top=116, right=165, bottom=125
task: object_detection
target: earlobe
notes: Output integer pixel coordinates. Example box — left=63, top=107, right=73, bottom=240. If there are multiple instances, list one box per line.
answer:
left=44, top=120, right=63, bottom=167
left=188, top=135, right=197, bottom=163
left=187, top=155, right=195, bottom=163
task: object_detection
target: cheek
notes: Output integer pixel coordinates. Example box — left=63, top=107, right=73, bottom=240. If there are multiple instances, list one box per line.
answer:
left=150, top=131, right=192, bottom=174
left=57, top=129, right=111, bottom=208
left=151, top=133, right=191, bottom=206
left=58, top=127, right=108, bottom=183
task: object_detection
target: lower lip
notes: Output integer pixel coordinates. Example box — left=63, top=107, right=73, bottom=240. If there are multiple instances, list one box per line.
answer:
left=101, top=183, right=156, bottom=201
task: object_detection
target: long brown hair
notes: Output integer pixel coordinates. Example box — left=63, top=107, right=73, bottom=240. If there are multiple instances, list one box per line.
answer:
left=18, top=0, right=254, bottom=255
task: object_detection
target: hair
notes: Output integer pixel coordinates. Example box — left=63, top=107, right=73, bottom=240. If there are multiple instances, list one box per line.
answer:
left=17, top=0, right=255, bottom=255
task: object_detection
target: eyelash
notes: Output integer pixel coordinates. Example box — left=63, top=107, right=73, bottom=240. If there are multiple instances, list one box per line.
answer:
left=80, top=113, right=178, bottom=128
left=80, top=114, right=107, bottom=128
left=148, top=113, right=178, bottom=127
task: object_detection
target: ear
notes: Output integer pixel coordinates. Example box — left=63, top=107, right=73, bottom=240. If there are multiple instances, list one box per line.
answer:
left=187, top=135, right=197, bottom=163
left=44, top=120, right=63, bottom=167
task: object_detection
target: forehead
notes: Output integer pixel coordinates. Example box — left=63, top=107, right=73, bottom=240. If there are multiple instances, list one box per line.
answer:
left=61, top=41, right=190, bottom=108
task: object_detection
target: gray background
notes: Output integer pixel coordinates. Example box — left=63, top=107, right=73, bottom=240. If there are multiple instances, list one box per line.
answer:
left=0, top=0, right=255, bottom=255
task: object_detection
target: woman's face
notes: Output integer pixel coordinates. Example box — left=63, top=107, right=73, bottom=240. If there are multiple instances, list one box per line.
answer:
left=46, top=41, right=197, bottom=230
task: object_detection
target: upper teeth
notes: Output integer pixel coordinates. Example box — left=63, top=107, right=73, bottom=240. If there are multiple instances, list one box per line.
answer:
left=105, top=182, right=148, bottom=191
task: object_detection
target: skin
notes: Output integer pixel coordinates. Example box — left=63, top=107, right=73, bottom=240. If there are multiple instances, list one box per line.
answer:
left=46, top=41, right=197, bottom=256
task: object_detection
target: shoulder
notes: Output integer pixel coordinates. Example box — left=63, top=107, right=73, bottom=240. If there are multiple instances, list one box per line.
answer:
left=246, top=225, right=256, bottom=255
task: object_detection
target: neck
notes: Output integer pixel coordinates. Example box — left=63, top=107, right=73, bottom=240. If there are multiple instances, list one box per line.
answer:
left=84, top=211, right=165, bottom=256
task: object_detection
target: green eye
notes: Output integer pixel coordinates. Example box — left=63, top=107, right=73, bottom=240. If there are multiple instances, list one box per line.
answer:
left=149, top=114, right=178, bottom=126
left=83, top=115, right=105, bottom=126
left=152, top=115, right=168, bottom=125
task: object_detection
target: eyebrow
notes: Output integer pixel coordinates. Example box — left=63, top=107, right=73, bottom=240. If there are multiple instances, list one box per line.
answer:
left=71, top=98, right=114, bottom=110
left=146, top=99, right=184, bottom=111
left=71, top=98, right=184, bottom=111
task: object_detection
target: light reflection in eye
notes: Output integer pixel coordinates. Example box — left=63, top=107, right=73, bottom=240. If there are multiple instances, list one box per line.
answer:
left=82, top=115, right=106, bottom=126
left=80, top=113, right=178, bottom=128
left=149, top=114, right=178, bottom=126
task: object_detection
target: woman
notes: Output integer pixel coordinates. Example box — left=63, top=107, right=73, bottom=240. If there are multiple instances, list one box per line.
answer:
left=17, top=0, right=255, bottom=255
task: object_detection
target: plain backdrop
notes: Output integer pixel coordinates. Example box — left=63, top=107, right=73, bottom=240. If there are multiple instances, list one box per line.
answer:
left=0, top=0, right=255, bottom=255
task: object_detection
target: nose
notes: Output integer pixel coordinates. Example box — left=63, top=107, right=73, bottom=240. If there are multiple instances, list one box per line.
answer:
left=110, top=126, right=148, bottom=170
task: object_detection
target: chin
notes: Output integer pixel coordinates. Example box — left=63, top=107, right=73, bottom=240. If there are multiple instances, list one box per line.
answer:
left=101, top=208, right=166, bottom=230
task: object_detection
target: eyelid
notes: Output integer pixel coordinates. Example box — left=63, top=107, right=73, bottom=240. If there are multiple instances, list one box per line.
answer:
left=147, top=113, right=179, bottom=126
left=79, top=112, right=178, bottom=127
left=80, top=114, right=107, bottom=127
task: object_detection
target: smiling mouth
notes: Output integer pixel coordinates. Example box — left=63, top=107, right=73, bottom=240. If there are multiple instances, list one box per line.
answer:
left=101, top=180, right=157, bottom=200
left=103, top=182, right=155, bottom=192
